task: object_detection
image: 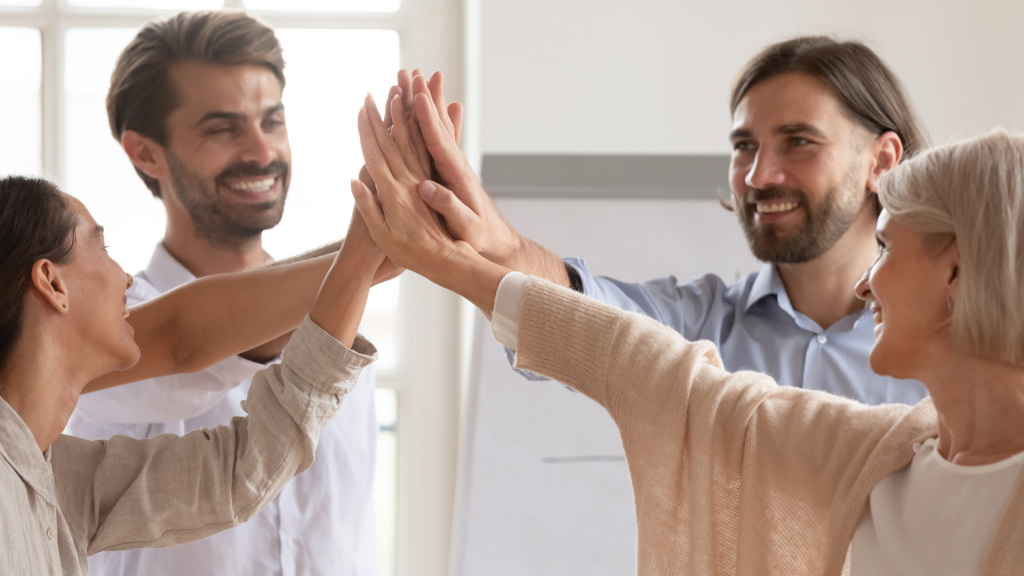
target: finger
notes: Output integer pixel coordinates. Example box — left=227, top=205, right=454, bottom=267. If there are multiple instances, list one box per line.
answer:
left=364, top=92, right=413, bottom=182
left=448, top=102, right=464, bottom=145
left=351, top=179, right=388, bottom=239
left=381, top=85, right=401, bottom=128
left=418, top=180, right=477, bottom=240
left=357, top=105, right=398, bottom=200
left=397, top=69, right=414, bottom=111
left=408, top=116, right=433, bottom=179
left=390, top=94, right=427, bottom=180
left=357, top=164, right=377, bottom=195
left=427, top=72, right=449, bottom=129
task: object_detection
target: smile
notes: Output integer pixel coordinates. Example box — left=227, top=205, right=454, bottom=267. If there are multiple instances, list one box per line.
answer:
left=225, top=176, right=276, bottom=193
left=872, top=308, right=883, bottom=326
left=756, top=201, right=799, bottom=214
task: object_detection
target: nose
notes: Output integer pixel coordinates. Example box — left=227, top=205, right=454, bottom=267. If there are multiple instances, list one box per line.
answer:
left=745, top=149, right=785, bottom=190
left=126, top=272, right=134, bottom=290
left=854, top=266, right=872, bottom=302
left=239, top=126, right=275, bottom=167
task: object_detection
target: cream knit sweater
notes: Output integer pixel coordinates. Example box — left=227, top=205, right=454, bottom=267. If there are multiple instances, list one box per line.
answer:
left=510, top=277, right=1024, bottom=576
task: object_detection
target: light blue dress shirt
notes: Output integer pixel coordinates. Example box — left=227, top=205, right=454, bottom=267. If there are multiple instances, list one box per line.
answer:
left=510, top=258, right=928, bottom=406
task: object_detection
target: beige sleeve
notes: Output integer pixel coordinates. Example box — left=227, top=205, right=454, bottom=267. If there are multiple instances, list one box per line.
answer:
left=51, top=315, right=376, bottom=554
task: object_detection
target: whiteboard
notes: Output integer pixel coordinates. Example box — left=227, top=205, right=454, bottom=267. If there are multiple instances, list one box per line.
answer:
left=452, top=155, right=761, bottom=576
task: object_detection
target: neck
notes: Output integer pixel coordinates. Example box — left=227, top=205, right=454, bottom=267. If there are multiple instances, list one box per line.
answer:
left=0, top=333, right=91, bottom=452
left=775, top=209, right=878, bottom=329
left=923, top=353, right=1024, bottom=466
left=162, top=211, right=269, bottom=278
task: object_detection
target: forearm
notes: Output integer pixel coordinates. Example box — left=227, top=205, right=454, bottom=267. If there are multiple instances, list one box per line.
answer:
left=309, top=240, right=380, bottom=348
left=495, top=235, right=571, bottom=288
left=262, top=239, right=343, bottom=268
left=86, top=253, right=336, bottom=392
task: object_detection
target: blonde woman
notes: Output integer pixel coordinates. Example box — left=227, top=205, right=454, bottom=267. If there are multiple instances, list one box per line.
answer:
left=356, top=93, right=1024, bottom=576
left=0, top=176, right=385, bottom=574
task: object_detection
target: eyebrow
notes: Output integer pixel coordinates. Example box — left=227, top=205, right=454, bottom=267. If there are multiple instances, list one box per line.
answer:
left=196, top=102, right=285, bottom=126
left=93, top=225, right=105, bottom=240
left=729, top=123, right=828, bottom=141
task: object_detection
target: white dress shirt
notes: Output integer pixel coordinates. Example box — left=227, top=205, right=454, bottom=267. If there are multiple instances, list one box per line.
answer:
left=68, top=244, right=378, bottom=576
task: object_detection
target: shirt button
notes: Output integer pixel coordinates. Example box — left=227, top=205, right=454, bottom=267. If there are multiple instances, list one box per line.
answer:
left=46, top=528, right=55, bottom=540
left=817, top=335, right=828, bottom=344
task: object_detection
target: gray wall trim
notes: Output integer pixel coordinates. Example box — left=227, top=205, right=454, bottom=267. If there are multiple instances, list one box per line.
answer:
left=481, top=154, right=730, bottom=200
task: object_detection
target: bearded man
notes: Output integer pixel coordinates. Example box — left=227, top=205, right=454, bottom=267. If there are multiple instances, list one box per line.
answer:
left=408, top=37, right=931, bottom=405
left=67, top=11, right=390, bottom=576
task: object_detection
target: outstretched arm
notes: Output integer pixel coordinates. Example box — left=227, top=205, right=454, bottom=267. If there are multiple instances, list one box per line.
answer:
left=84, top=226, right=392, bottom=393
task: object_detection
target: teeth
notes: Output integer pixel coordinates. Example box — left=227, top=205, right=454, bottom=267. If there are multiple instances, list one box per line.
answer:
left=756, top=201, right=798, bottom=214
left=228, top=177, right=275, bottom=193
left=123, top=304, right=130, bottom=319
left=873, top=311, right=882, bottom=325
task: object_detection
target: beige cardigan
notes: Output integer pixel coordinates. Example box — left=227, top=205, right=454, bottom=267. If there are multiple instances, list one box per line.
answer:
left=0, top=316, right=375, bottom=576
left=511, top=278, right=1024, bottom=575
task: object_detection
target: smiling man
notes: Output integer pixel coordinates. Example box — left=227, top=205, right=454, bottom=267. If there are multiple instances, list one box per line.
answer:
left=413, top=37, right=931, bottom=405
left=67, top=11, right=380, bottom=576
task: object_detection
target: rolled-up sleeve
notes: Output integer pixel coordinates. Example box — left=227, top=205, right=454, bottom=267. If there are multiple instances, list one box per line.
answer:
left=51, top=315, right=376, bottom=555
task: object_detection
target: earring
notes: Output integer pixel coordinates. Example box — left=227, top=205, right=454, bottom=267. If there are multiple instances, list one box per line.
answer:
left=62, top=303, right=67, bottom=310
left=947, top=298, right=954, bottom=314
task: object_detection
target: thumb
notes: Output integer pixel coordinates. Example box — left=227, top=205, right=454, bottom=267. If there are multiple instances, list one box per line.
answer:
left=419, top=180, right=477, bottom=241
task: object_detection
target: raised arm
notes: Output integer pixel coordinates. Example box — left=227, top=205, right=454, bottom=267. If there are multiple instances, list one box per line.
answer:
left=56, top=207, right=385, bottom=554
left=84, top=235, right=395, bottom=393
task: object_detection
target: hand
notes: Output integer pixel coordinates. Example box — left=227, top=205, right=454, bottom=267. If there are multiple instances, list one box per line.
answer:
left=352, top=95, right=509, bottom=313
left=404, top=71, right=522, bottom=266
left=353, top=94, right=462, bottom=275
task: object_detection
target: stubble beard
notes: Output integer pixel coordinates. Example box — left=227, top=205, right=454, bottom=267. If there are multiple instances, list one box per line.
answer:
left=736, top=164, right=865, bottom=264
left=166, top=149, right=289, bottom=249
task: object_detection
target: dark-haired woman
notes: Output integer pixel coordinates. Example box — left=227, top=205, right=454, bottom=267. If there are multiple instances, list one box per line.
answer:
left=0, top=176, right=387, bottom=575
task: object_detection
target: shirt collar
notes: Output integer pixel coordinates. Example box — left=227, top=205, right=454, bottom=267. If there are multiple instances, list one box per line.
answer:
left=744, top=262, right=870, bottom=333
left=139, top=243, right=197, bottom=293
left=0, top=397, right=56, bottom=504
left=744, top=263, right=789, bottom=313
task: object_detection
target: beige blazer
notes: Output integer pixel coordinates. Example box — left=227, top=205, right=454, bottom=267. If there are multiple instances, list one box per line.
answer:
left=0, top=316, right=375, bottom=576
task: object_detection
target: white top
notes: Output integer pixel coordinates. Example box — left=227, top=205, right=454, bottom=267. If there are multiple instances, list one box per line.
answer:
left=68, top=244, right=378, bottom=576
left=852, top=437, right=1024, bottom=575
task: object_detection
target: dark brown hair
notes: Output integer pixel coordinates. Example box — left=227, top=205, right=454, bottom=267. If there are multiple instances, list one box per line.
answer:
left=0, top=176, right=78, bottom=371
left=106, top=10, right=285, bottom=198
left=731, top=36, right=929, bottom=160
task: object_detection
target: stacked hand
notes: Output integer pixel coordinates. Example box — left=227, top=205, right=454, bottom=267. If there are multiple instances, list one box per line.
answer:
left=352, top=72, right=510, bottom=312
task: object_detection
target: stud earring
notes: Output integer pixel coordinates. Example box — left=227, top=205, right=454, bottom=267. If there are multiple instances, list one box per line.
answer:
left=947, top=298, right=954, bottom=314
left=62, top=303, right=67, bottom=310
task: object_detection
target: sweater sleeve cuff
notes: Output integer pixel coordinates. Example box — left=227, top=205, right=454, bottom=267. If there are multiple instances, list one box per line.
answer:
left=282, top=315, right=378, bottom=392
left=491, top=271, right=530, bottom=350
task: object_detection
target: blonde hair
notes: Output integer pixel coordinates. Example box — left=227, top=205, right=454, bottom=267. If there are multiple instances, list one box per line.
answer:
left=878, top=130, right=1024, bottom=365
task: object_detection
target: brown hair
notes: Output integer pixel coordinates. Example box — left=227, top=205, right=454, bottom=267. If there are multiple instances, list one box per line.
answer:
left=106, top=10, right=285, bottom=198
left=0, top=176, right=79, bottom=372
left=731, top=36, right=929, bottom=160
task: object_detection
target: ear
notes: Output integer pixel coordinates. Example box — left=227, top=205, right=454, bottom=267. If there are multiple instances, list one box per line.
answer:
left=121, top=130, right=167, bottom=182
left=946, top=238, right=960, bottom=300
left=30, top=259, right=70, bottom=314
left=866, top=131, right=904, bottom=194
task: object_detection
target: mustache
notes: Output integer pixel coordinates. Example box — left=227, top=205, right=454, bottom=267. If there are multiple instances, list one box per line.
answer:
left=215, top=160, right=289, bottom=183
left=744, top=186, right=807, bottom=205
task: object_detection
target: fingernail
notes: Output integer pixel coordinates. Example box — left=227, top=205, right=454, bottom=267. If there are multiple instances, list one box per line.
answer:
left=366, top=91, right=374, bottom=103
left=420, top=180, right=437, bottom=199
left=359, top=106, right=367, bottom=121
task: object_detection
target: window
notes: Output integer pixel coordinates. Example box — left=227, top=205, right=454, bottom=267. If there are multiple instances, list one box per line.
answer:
left=0, top=2, right=464, bottom=575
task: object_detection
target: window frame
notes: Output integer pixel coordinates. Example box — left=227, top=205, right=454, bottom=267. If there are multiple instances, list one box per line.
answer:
left=0, top=3, right=467, bottom=575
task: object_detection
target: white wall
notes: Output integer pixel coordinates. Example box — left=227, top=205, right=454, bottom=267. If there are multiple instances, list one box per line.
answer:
left=474, top=0, right=1024, bottom=156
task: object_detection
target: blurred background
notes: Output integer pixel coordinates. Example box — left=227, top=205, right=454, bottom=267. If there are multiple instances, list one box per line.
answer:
left=1, top=1, right=1023, bottom=574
